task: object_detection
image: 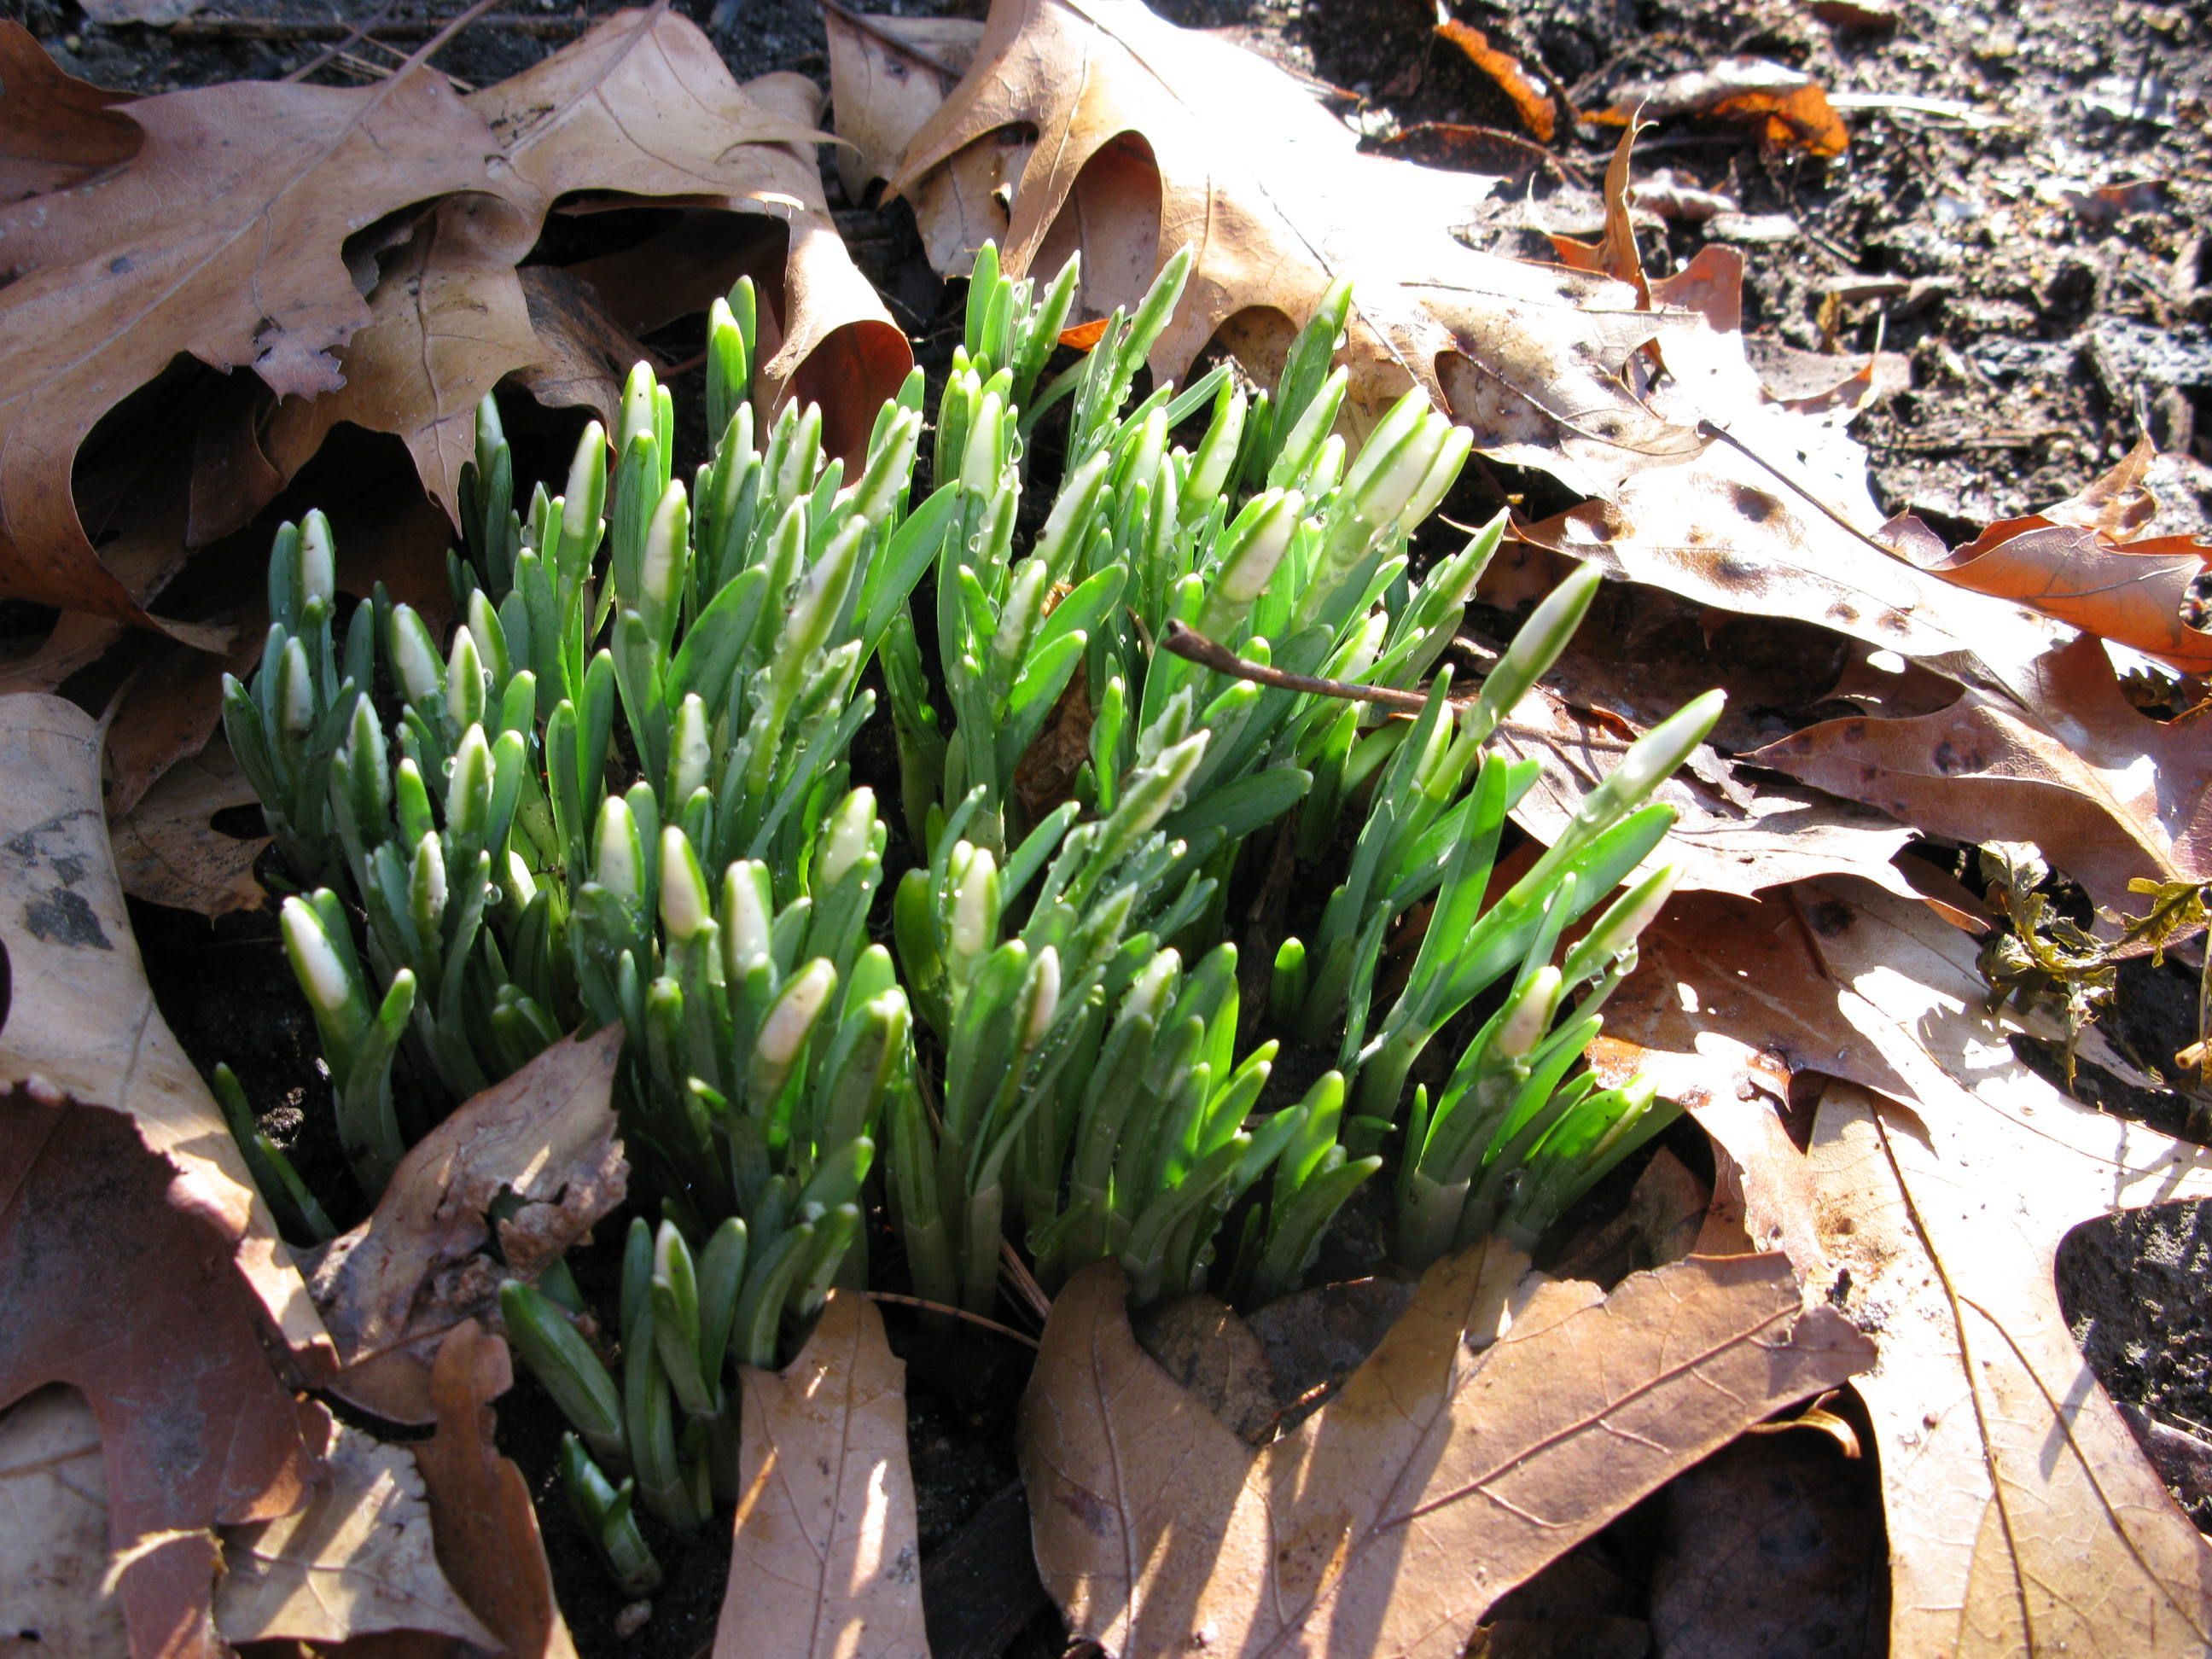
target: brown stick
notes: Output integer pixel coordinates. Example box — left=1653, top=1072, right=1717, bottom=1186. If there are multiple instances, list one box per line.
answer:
left=1158, top=620, right=1458, bottom=714
left=168, top=12, right=585, bottom=42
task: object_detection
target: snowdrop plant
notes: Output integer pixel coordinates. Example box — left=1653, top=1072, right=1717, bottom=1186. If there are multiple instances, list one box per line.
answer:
left=229, top=246, right=1718, bottom=1443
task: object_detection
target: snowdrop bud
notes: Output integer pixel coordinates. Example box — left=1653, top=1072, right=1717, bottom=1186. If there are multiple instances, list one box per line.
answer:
left=1495, top=966, right=1563, bottom=1061
left=1396, top=422, right=1472, bottom=530
left=1308, top=434, right=1346, bottom=498
left=992, top=559, right=1051, bottom=671
left=282, top=896, right=354, bottom=1016
left=390, top=605, right=442, bottom=708
left=445, top=627, right=485, bottom=729
left=1605, top=690, right=1726, bottom=812
left=961, top=389, right=1005, bottom=494
left=1121, top=406, right=1167, bottom=499
left=506, top=849, right=538, bottom=907
left=642, top=480, right=689, bottom=623
left=851, top=407, right=921, bottom=524
left=1346, top=401, right=1446, bottom=531
left=447, top=725, right=492, bottom=839
left=619, top=364, right=658, bottom=455
left=1268, top=365, right=1348, bottom=488
left=668, top=695, right=710, bottom=803
left=658, top=826, right=711, bottom=941
left=950, top=844, right=998, bottom=963
left=299, top=511, right=335, bottom=608
left=410, top=831, right=448, bottom=929
left=819, top=789, right=877, bottom=891
left=1033, top=449, right=1113, bottom=577
left=1181, top=384, right=1247, bottom=519
left=594, top=796, right=641, bottom=905
left=777, top=403, right=824, bottom=504
left=276, top=637, right=314, bottom=738
left=562, top=422, right=607, bottom=550
left=1022, top=947, right=1061, bottom=1048
left=755, top=959, right=836, bottom=1070
left=721, top=860, right=774, bottom=977
left=1564, top=864, right=1680, bottom=987
left=1122, top=949, right=1180, bottom=1028
left=1214, top=489, right=1305, bottom=604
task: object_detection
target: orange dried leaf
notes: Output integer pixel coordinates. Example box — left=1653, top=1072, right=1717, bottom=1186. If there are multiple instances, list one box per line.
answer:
left=1433, top=18, right=1557, bottom=143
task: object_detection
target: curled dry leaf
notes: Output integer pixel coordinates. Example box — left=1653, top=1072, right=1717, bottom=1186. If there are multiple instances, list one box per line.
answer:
left=1432, top=19, right=1557, bottom=143
left=1885, top=437, right=2212, bottom=673
left=108, top=738, right=270, bottom=919
left=0, top=43, right=493, bottom=625
left=0, top=1388, right=126, bottom=1656
left=719, top=1291, right=928, bottom=1659
left=412, top=1323, right=579, bottom=1659
left=301, top=1026, right=627, bottom=1425
left=1021, top=1248, right=1871, bottom=1656
left=1749, top=634, right=2212, bottom=918
left=0, top=695, right=332, bottom=1365
left=1601, top=55, right=1848, bottom=158
left=887, top=0, right=1710, bottom=489
left=0, top=1091, right=329, bottom=1659
left=214, top=1423, right=495, bottom=1649
left=823, top=3, right=986, bottom=201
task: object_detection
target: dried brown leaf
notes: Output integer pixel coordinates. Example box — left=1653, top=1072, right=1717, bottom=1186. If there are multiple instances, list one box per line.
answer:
left=0, top=1388, right=126, bottom=1656
left=888, top=0, right=1703, bottom=485
left=0, top=49, right=493, bottom=625
left=823, top=6, right=984, bottom=199
left=1749, top=635, right=2212, bottom=917
left=0, top=23, right=138, bottom=202
left=1432, top=20, right=1556, bottom=143
left=301, top=1026, right=626, bottom=1425
left=1022, top=1247, right=1871, bottom=1656
left=1602, top=56, right=1848, bottom=157
left=719, top=1291, right=928, bottom=1659
left=0, top=1091, right=329, bottom=1659
left=108, top=739, right=270, bottom=919
left=1609, top=872, right=2212, bottom=1650
left=1887, top=438, right=2212, bottom=673
left=214, top=1423, right=494, bottom=1649
left=412, top=1324, right=579, bottom=1659
left=0, top=695, right=332, bottom=1365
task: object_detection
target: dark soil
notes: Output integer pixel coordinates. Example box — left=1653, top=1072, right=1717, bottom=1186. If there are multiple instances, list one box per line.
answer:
left=22, top=0, right=2212, bottom=1652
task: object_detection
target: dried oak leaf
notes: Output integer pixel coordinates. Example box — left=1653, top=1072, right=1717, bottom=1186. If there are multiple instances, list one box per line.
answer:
left=410, top=1323, right=579, bottom=1659
left=823, top=4, right=985, bottom=201
left=108, top=739, right=271, bottom=920
left=300, top=1025, right=626, bottom=1425
left=213, top=1423, right=494, bottom=1649
left=886, top=0, right=1706, bottom=493
left=0, top=695, right=333, bottom=1366
left=1601, top=874, right=2212, bottom=1650
left=0, top=21, right=138, bottom=201
left=719, top=1291, right=928, bottom=1658
left=1748, top=633, right=2211, bottom=919
left=0, top=1091, right=329, bottom=1659
left=0, top=1388, right=127, bottom=1655
left=1020, top=1247, right=1870, bottom=1656
left=1885, top=437, right=2212, bottom=673
left=0, top=45, right=493, bottom=626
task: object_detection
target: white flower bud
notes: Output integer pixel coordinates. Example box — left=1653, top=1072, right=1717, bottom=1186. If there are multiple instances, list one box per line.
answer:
left=642, top=480, right=688, bottom=614
left=282, top=897, right=353, bottom=1016
left=756, top=959, right=835, bottom=1068
left=277, top=637, right=314, bottom=737
left=1496, top=966, right=1563, bottom=1061
left=1216, top=490, right=1304, bottom=604
left=410, top=831, right=448, bottom=928
left=669, top=695, right=710, bottom=803
left=445, top=626, right=483, bottom=721
left=951, top=845, right=998, bottom=961
left=1022, top=947, right=1061, bottom=1047
left=658, top=827, right=710, bottom=940
left=619, top=364, right=658, bottom=454
left=722, top=861, right=774, bottom=975
left=962, top=389, right=1004, bottom=493
left=299, top=511, right=335, bottom=607
left=594, top=797, right=639, bottom=904
left=562, top=422, right=605, bottom=547
left=390, top=606, right=442, bottom=708
left=819, top=789, right=876, bottom=890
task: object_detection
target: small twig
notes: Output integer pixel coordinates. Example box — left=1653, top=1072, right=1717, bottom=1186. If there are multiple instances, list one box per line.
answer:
left=865, top=1292, right=1042, bottom=1349
left=998, top=1241, right=1054, bottom=1325
left=280, top=0, right=400, bottom=82
left=1159, top=620, right=1459, bottom=714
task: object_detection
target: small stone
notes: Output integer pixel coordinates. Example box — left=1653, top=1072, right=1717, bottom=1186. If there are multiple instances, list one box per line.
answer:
left=614, top=1601, right=653, bottom=1639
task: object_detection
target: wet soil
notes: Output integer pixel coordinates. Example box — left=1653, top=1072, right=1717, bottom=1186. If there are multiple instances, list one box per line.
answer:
left=20, top=0, right=2212, bottom=1651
